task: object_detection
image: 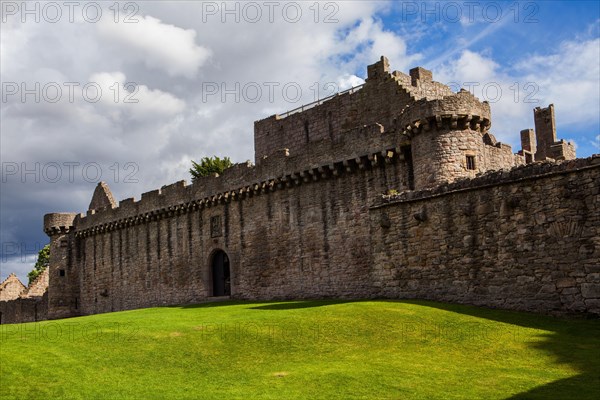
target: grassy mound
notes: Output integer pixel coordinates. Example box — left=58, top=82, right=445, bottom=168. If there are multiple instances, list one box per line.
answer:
left=1, top=300, right=598, bottom=399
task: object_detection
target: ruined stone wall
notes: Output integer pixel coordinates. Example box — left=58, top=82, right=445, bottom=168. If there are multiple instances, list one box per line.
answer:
left=550, top=140, right=577, bottom=161
left=0, top=270, right=48, bottom=324
left=411, top=128, right=484, bottom=188
left=21, top=268, right=49, bottom=298
left=67, top=155, right=599, bottom=318
left=484, top=142, right=526, bottom=171
left=0, top=294, right=48, bottom=324
left=65, top=148, right=409, bottom=316
left=534, top=104, right=557, bottom=160
left=370, top=156, right=600, bottom=315
left=254, top=60, right=519, bottom=191
left=410, top=127, right=521, bottom=190
left=0, top=275, right=26, bottom=301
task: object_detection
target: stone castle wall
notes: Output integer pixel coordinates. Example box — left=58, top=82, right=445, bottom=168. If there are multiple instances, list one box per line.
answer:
left=43, top=155, right=599, bottom=318
left=254, top=58, right=517, bottom=190
left=0, top=294, right=48, bottom=324
left=61, top=151, right=409, bottom=316
left=370, top=156, right=600, bottom=315
left=255, top=58, right=489, bottom=164
left=2, top=57, right=592, bottom=324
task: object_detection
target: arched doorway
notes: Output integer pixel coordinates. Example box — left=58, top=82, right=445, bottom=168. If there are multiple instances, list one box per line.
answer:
left=212, top=250, right=231, bottom=296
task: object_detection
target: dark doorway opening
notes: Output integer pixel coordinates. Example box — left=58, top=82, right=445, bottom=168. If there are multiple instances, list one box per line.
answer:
left=212, top=250, right=231, bottom=296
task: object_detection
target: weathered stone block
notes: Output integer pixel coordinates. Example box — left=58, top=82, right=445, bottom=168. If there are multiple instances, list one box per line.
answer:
left=581, top=283, right=600, bottom=299
left=556, top=278, right=577, bottom=288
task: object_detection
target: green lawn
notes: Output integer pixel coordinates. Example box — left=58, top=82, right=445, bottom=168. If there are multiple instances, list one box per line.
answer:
left=1, top=300, right=598, bottom=399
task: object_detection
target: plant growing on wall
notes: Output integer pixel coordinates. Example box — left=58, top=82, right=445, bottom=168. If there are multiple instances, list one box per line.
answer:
left=189, top=156, right=233, bottom=181
left=27, top=244, right=50, bottom=284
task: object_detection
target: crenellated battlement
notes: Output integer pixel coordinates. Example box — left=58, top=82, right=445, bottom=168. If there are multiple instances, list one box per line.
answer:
left=72, top=141, right=406, bottom=237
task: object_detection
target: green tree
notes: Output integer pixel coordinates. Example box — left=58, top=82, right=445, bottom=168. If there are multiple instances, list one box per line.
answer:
left=28, top=244, right=50, bottom=285
left=190, top=156, right=233, bottom=181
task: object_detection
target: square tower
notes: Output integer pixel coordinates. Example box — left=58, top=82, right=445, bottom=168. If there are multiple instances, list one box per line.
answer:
left=534, top=104, right=557, bottom=160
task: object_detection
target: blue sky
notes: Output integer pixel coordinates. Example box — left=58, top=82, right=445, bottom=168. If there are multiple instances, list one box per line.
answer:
left=1, top=1, right=599, bottom=283
left=380, top=1, right=600, bottom=156
left=384, top=1, right=599, bottom=63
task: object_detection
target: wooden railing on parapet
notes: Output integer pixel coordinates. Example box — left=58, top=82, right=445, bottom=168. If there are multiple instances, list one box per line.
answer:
left=278, top=83, right=365, bottom=119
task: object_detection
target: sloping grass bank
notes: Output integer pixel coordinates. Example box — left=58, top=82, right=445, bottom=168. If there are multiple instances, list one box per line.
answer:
left=1, top=300, right=598, bottom=399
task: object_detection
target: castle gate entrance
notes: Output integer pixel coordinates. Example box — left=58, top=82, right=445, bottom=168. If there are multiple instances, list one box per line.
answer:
left=212, top=250, right=231, bottom=296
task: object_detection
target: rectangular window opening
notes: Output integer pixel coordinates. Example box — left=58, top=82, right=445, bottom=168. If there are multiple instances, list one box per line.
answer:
left=466, top=155, right=476, bottom=170
left=59, top=269, right=66, bottom=277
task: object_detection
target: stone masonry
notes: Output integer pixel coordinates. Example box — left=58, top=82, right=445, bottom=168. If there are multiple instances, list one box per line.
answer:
left=0, top=274, right=26, bottom=301
left=371, top=158, right=599, bottom=314
left=1, top=56, right=597, bottom=324
left=0, top=269, right=48, bottom=324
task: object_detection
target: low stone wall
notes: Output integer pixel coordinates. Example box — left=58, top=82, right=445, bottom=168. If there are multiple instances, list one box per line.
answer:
left=0, top=294, right=48, bottom=324
left=370, top=156, right=600, bottom=315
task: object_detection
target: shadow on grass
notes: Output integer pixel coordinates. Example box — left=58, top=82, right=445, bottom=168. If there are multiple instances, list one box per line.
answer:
left=393, top=300, right=600, bottom=400
left=248, top=299, right=356, bottom=310
left=178, top=299, right=355, bottom=310
left=179, top=300, right=248, bottom=309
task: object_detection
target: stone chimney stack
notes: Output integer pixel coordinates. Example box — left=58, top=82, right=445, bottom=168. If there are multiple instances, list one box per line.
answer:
left=534, top=104, right=557, bottom=161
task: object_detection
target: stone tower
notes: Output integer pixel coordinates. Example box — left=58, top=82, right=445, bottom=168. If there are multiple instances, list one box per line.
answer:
left=43, top=212, right=78, bottom=319
left=362, top=58, right=498, bottom=189
left=407, top=87, right=493, bottom=188
left=533, top=104, right=577, bottom=161
left=534, top=104, right=557, bottom=160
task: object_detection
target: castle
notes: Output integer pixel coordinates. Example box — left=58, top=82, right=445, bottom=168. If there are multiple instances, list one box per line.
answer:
left=1, top=56, right=598, bottom=324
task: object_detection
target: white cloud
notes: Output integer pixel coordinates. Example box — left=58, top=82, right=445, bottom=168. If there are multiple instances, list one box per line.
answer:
left=516, top=39, right=600, bottom=126
left=336, top=17, right=421, bottom=74
left=437, top=50, right=499, bottom=83
left=337, top=74, right=365, bottom=90
left=97, top=15, right=212, bottom=78
left=91, top=71, right=186, bottom=119
left=434, top=50, right=530, bottom=144
left=429, top=18, right=510, bottom=68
